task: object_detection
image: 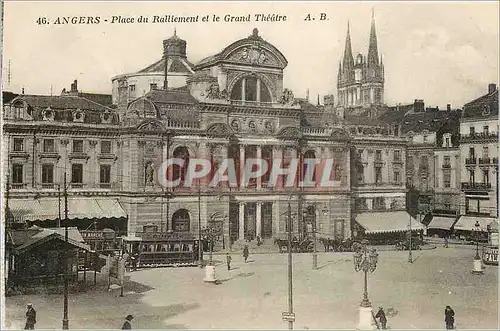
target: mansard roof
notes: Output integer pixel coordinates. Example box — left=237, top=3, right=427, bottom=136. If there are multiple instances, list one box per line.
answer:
left=11, top=94, right=113, bottom=112
left=144, top=88, right=198, bottom=104
left=399, top=110, right=461, bottom=134
left=138, top=56, right=194, bottom=74
left=463, top=87, right=498, bottom=118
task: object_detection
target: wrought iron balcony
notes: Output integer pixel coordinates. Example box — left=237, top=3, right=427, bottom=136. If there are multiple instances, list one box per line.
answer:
left=11, top=183, right=26, bottom=189
left=442, top=163, right=451, bottom=169
left=479, top=157, right=491, bottom=164
left=460, top=132, right=499, bottom=142
left=465, top=157, right=477, bottom=165
left=461, top=182, right=492, bottom=190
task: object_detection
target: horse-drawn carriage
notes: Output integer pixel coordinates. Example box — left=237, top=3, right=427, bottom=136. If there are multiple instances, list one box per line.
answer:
left=274, top=237, right=314, bottom=253
left=394, top=236, right=422, bottom=251
left=319, top=237, right=359, bottom=252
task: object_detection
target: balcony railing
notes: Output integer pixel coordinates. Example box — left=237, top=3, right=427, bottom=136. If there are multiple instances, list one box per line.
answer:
left=11, top=183, right=26, bottom=189
left=479, top=157, right=490, bottom=164
left=99, top=183, right=111, bottom=189
left=465, top=157, right=477, bottom=165
left=442, top=163, right=451, bottom=169
left=70, top=183, right=84, bottom=188
left=461, top=182, right=492, bottom=190
left=461, top=132, right=499, bottom=141
left=41, top=183, right=57, bottom=189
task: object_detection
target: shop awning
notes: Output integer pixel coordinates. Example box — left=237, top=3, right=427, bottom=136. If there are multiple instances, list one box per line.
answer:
left=8, top=198, right=127, bottom=222
left=454, top=216, right=496, bottom=232
left=427, top=216, right=458, bottom=230
left=355, top=211, right=424, bottom=234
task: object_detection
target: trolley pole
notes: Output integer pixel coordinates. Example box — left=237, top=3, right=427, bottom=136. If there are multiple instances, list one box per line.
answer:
left=408, top=209, right=413, bottom=264
left=57, top=184, right=61, bottom=228
left=62, top=173, right=69, bottom=329
left=287, top=202, right=294, bottom=330
left=198, top=185, right=203, bottom=268
left=312, top=211, right=318, bottom=270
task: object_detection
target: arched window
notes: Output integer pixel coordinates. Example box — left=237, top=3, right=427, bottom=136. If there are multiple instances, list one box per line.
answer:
left=172, top=146, right=190, bottom=185
left=230, top=76, right=271, bottom=103
left=172, top=209, right=190, bottom=232
left=302, top=150, right=317, bottom=184
left=12, top=101, right=25, bottom=119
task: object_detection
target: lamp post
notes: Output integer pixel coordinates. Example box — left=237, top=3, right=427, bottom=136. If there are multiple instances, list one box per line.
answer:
left=353, top=239, right=378, bottom=330
left=62, top=173, right=69, bottom=329
left=408, top=212, right=413, bottom=264
left=472, top=220, right=483, bottom=274
left=202, top=219, right=222, bottom=283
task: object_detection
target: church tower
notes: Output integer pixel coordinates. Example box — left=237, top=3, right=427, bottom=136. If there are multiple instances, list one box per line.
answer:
left=337, top=12, right=384, bottom=109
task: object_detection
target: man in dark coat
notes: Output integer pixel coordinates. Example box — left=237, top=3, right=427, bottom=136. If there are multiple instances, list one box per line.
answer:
left=375, top=307, right=387, bottom=329
left=243, top=246, right=249, bottom=263
left=122, top=314, right=134, bottom=330
left=226, top=253, right=232, bottom=270
left=24, top=303, right=36, bottom=330
left=445, top=306, right=455, bottom=329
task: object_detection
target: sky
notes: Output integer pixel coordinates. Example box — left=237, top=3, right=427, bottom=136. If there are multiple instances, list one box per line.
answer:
left=2, top=1, right=499, bottom=109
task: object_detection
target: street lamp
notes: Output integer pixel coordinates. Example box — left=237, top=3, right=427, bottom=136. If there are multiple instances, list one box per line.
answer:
left=472, top=220, right=483, bottom=274
left=202, top=220, right=221, bottom=283
left=353, top=239, right=379, bottom=330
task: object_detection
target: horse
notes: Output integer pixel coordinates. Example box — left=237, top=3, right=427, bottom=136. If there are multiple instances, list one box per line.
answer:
left=274, top=238, right=289, bottom=253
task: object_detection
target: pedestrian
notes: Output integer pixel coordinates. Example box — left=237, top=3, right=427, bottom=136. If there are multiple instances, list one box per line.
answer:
left=444, top=236, right=449, bottom=248
left=226, top=252, right=232, bottom=270
left=445, top=305, right=455, bottom=329
left=243, top=245, right=249, bottom=263
left=24, top=303, right=36, bottom=330
left=375, top=306, right=387, bottom=329
left=122, top=314, right=134, bottom=330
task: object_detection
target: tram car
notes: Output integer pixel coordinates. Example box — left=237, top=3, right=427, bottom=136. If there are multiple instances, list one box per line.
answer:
left=483, top=220, right=498, bottom=266
left=122, top=224, right=200, bottom=268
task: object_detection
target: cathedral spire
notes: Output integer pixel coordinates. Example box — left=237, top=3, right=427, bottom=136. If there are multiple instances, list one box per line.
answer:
left=342, top=21, right=354, bottom=72
left=367, top=10, right=379, bottom=67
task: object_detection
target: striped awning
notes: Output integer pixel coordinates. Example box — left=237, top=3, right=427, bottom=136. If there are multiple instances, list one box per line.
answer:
left=356, top=211, right=424, bottom=234
left=8, top=198, right=127, bottom=222
left=428, top=216, right=458, bottom=230
left=454, top=216, right=495, bottom=232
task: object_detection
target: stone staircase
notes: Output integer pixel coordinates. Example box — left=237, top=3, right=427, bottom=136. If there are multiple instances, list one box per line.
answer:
left=222, top=238, right=280, bottom=254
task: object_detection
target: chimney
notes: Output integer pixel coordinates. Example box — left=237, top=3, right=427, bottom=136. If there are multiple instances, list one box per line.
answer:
left=488, top=83, right=496, bottom=94
left=71, top=80, right=78, bottom=92
left=22, top=87, right=25, bottom=94
left=447, top=104, right=451, bottom=111
left=414, top=99, right=425, bottom=113
left=306, top=89, right=310, bottom=102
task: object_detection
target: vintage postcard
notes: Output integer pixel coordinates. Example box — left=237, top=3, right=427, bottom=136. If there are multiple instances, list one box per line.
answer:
left=1, top=1, right=498, bottom=330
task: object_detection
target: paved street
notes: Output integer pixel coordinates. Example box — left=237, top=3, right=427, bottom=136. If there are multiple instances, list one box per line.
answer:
left=5, top=246, right=498, bottom=329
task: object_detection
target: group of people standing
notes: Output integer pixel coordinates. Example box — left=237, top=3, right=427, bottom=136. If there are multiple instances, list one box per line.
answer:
left=373, top=306, right=455, bottom=330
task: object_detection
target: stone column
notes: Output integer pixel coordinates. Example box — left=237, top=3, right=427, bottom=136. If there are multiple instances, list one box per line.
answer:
left=256, top=145, right=262, bottom=189
left=256, top=79, right=261, bottom=102
left=239, top=145, right=245, bottom=187
left=272, top=201, right=279, bottom=235
left=367, top=198, right=373, bottom=211
left=239, top=202, right=245, bottom=240
left=241, top=78, right=246, bottom=102
left=256, top=202, right=262, bottom=238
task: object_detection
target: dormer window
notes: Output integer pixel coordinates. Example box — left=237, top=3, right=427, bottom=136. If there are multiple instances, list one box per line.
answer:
left=482, top=105, right=490, bottom=116
left=230, top=76, right=271, bottom=103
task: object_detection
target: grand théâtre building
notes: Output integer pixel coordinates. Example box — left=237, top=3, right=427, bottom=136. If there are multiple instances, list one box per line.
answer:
left=4, top=26, right=437, bottom=246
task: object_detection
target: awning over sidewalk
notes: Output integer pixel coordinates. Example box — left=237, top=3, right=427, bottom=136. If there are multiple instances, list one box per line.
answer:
left=355, top=211, right=424, bottom=234
left=8, top=198, right=127, bottom=222
left=454, top=216, right=495, bottom=232
left=427, top=216, right=458, bottom=230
